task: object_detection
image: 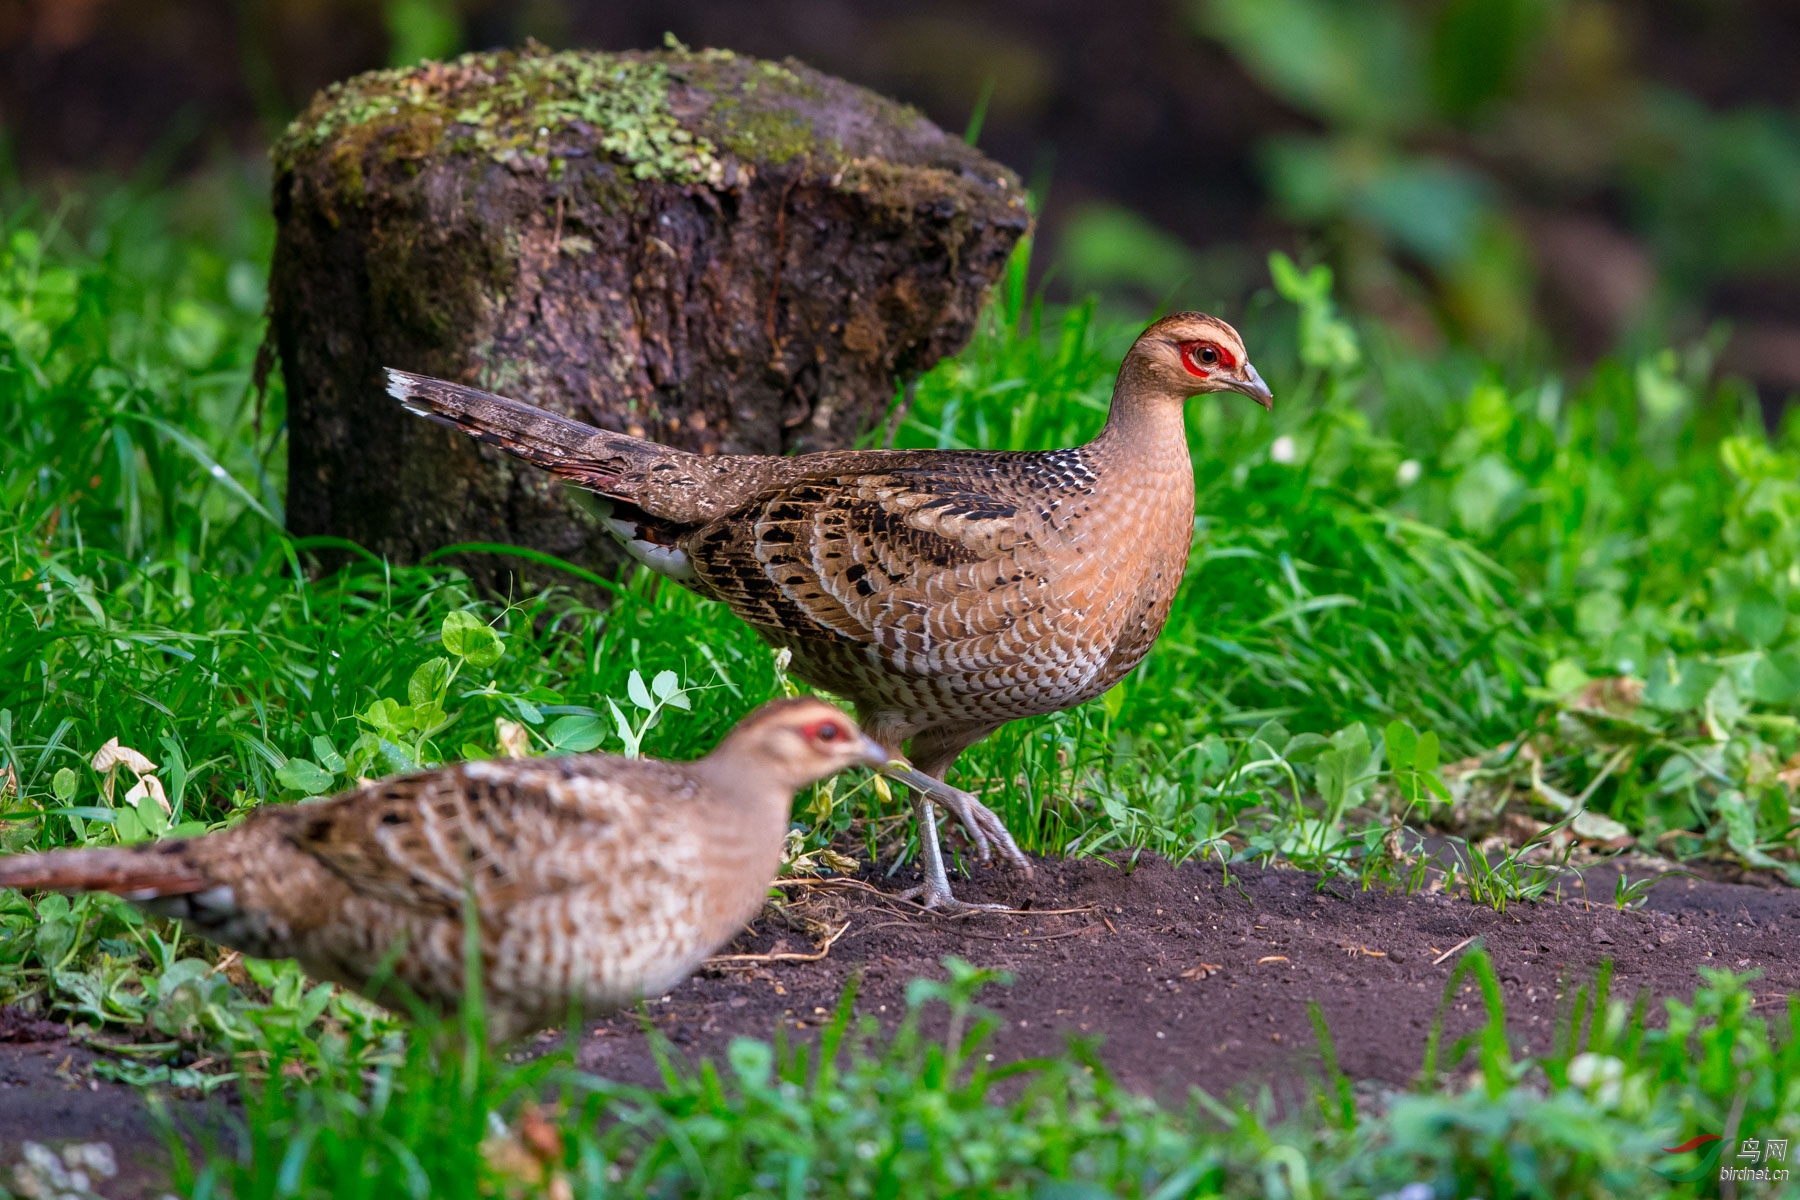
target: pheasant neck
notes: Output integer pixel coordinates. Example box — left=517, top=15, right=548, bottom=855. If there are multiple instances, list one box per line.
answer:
left=1093, top=389, right=1196, bottom=480
left=688, top=757, right=796, bottom=840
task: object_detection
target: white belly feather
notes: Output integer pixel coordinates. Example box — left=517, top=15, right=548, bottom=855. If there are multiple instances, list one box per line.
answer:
left=593, top=498, right=698, bottom=585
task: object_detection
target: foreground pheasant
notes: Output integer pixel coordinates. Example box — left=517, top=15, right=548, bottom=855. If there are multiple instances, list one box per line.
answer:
left=390, top=312, right=1272, bottom=908
left=0, top=699, right=883, bottom=1041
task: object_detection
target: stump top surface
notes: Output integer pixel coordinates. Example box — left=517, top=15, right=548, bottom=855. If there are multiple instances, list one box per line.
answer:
left=272, top=41, right=1021, bottom=196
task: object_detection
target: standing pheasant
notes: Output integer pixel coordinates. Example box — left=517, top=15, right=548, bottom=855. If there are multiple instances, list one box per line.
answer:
left=0, top=699, right=883, bottom=1041
left=389, top=313, right=1272, bottom=909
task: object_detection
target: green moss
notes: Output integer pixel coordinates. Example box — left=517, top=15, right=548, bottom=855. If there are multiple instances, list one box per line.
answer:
left=708, top=101, right=826, bottom=166
left=273, top=43, right=844, bottom=190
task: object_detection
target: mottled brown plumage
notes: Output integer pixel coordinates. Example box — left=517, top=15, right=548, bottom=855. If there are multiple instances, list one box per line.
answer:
left=0, top=699, right=883, bottom=1040
left=389, top=313, right=1271, bottom=908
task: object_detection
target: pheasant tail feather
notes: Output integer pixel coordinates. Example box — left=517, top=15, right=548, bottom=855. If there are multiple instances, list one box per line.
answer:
left=385, top=369, right=652, bottom=489
left=0, top=845, right=207, bottom=897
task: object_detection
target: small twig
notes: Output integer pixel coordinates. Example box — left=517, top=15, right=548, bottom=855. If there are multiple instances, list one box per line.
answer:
left=931, top=902, right=1096, bottom=920
left=774, top=874, right=1083, bottom=920
left=880, top=380, right=918, bottom=449
left=1573, top=746, right=1632, bottom=808
left=1432, top=935, right=1478, bottom=966
left=1001, top=904, right=1096, bottom=918
left=1721, top=1075, right=1751, bottom=1200
left=771, top=876, right=886, bottom=893
left=707, top=920, right=851, bottom=967
left=951, top=925, right=1101, bottom=943
left=855, top=919, right=933, bottom=937
left=771, top=877, right=934, bottom=918
left=765, top=176, right=800, bottom=355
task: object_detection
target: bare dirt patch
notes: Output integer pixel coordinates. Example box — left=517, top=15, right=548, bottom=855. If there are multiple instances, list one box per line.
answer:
left=3, top=856, right=1795, bottom=1196
left=0, top=1030, right=176, bottom=1197
left=584, top=856, right=1800, bottom=1101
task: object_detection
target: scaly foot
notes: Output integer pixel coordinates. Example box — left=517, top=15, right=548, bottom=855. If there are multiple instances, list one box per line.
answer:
left=894, top=877, right=1012, bottom=912
left=887, top=788, right=1022, bottom=913
left=878, top=761, right=1033, bottom=877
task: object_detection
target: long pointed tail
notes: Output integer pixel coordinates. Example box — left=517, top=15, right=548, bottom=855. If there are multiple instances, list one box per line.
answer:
left=385, top=369, right=650, bottom=490
left=0, top=845, right=207, bottom=899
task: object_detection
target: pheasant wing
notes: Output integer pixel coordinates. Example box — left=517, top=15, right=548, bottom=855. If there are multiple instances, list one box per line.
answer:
left=283, top=760, right=679, bottom=916
left=688, top=452, right=1100, bottom=684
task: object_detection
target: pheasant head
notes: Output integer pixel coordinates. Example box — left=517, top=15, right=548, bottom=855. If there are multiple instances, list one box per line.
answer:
left=700, top=697, right=888, bottom=793
left=1115, top=311, right=1273, bottom=411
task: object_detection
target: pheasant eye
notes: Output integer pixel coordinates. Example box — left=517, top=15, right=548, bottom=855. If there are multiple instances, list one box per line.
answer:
left=1181, top=340, right=1238, bottom=376
left=1180, top=341, right=1228, bottom=377
left=808, top=721, right=842, bottom=742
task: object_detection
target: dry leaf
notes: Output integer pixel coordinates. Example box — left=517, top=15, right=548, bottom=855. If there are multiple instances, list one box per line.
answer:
left=516, top=1103, right=563, bottom=1163
left=1571, top=675, right=1644, bottom=716
left=1571, top=809, right=1633, bottom=846
left=91, top=737, right=157, bottom=776
left=1341, top=944, right=1387, bottom=958
left=1496, top=810, right=1554, bottom=847
left=818, top=848, right=861, bottom=874
left=495, top=718, right=532, bottom=759
left=480, top=1129, right=542, bottom=1186
left=1777, top=752, right=1800, bottom=794
left=482, top=1107, right=571, bottom=1200
left=123, top=774, right=172, bottom=815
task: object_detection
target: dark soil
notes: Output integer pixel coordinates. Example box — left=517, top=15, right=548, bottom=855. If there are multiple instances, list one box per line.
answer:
left=0, top=1033, right=177, bottom=1197
left=4, top=855, right=1797, bottom=1196
left=584, top=856, right=1800, bottom=1102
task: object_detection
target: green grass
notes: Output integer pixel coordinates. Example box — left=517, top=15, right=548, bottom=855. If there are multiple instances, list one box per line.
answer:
left=3, top=170, right=1800, bottom=1195
left=148, top=954, right=1800, bottom=1199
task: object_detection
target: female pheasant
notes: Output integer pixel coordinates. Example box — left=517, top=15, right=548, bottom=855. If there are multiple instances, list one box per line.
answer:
left=389, top=313, right=1272, bottom=909
left=0, top=699, right=883, bottom=1041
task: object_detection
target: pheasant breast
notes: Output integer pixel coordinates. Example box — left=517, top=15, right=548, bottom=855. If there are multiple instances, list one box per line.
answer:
left=681, top=442, right=1196, bottom=726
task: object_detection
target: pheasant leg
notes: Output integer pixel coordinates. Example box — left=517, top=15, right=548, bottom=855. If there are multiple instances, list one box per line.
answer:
left=876, top=761, right=1030, bottom=911
left=878, top=761, right=1032, bottom=876
left=894, top=791, right=1010, bottom=912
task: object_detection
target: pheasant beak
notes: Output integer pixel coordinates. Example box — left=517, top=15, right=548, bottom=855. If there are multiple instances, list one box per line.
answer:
left=859, top=735, right=892, bottom=769
left=1231, top=363, right=1274, bottom=410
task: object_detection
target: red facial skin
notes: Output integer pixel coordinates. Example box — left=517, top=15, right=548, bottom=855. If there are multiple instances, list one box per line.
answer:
left=1179, top=340, right=1237, bottom=379
left=803, top=719, right=847, bottom=744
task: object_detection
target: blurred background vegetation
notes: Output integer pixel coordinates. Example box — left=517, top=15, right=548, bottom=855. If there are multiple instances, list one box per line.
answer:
left=3, top=0, right=1798, bottom=412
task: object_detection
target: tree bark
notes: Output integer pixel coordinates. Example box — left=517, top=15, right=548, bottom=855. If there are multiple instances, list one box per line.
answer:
left=270, top=42, right=1030, bottom=587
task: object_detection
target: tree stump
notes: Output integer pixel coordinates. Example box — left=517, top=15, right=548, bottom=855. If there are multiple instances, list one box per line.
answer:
left=270, top=42, right=1030, bottom=585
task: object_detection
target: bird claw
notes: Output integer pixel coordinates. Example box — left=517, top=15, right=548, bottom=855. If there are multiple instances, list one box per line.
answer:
left=934, top=787, right=1033, bottom=878
left=894, top=879, right=1012, bottom=913
left=879, top=762, right=1033, bottom=877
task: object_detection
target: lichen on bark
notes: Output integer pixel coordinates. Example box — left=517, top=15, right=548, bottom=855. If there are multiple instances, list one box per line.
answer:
left=271, top=39, right=1030, bottom=589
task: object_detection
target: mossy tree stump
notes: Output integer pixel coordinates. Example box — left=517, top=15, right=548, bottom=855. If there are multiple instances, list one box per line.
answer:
left=270, top=42, right=1030, bottom=585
